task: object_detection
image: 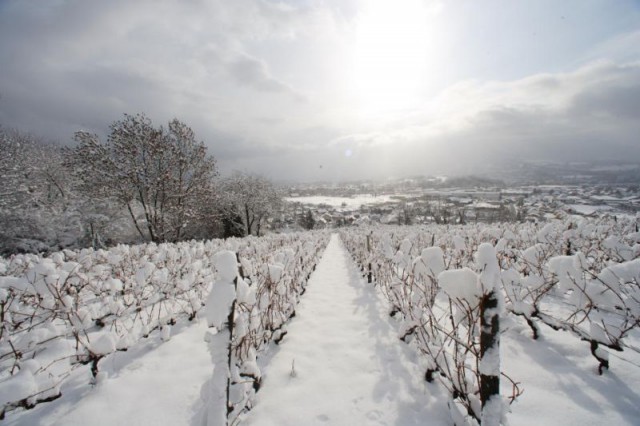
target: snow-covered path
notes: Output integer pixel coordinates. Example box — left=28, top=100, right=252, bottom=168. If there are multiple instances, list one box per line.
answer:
left=244, top=234, right=449, bottom=426
left=6, top=234, right=640, bottom=426
left=8, top=234, right=450, bottom=426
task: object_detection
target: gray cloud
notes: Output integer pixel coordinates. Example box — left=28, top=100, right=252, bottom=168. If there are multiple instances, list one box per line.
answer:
left=227, top=54, right=305, bottom=101
left=314, top=61, right=640, bottom=180
left=0, top=0, right=639, bottom=182
left=570, top=82, right=640, bottom=120
left=0, top=0, right=318, bottom=151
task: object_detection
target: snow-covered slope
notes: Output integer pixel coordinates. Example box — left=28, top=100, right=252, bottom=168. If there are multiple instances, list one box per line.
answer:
left=3, top=221, right=640, bottom=425
left=5, top=320, right=211, bottom=426
left=243, top=234, right=450, bottom=425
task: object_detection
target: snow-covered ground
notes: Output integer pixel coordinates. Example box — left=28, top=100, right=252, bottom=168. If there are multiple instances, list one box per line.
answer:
left=6, top=320, right=211, bottom=426
left=286, top=195, right=397, bottom=209
left=503, top=325, right=640, bottom=426
left=242, top=234, right=450, bottom=425
left=567, top=204, right=613, bottom=215
left=5, top=233, right=640, bottom=425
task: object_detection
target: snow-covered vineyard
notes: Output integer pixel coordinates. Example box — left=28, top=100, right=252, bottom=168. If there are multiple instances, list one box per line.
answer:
left=340, top=215, right=640, bottom=425
left=1, top=216, right=640, bottom=425
left=0, top=231, right=330, bottom=423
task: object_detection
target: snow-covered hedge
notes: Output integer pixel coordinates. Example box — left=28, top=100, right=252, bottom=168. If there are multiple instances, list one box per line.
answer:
left=201, top=232, right=330, bottom=425
left=0, top=231, right=330, bottom=420
left=340, top=214, right=640, bottom=426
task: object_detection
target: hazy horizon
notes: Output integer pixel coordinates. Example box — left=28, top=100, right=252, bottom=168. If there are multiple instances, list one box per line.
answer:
left=1, top=0, right=639, bottom=182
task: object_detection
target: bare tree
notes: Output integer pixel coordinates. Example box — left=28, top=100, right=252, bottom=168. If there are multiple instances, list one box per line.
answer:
left=0, top=126, right=80, bottom=254
left=219, top=173, right=282, bottom=237
left=0, top=127, right=66, bottom=209
left=66, top=113, right=218, bottom=243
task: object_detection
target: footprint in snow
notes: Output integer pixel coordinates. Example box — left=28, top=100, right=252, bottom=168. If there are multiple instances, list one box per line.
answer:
left=126, top=361, right=143, bottom=371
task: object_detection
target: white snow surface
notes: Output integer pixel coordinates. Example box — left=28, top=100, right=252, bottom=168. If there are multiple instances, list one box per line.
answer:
left=567, top=204, right=613, bottom=215
left=438, top=268, right=481, bottom=303
left=285, top=195, right=397, bottom=209
left=206, top=250, right=239, bottom=329
left=6, top=234, right=640, bottom=426
left=503, top=326, right=640, bottom=426
left=243, top=234, right=450, bottom=426
left=6, top=320, right=211, bottom=426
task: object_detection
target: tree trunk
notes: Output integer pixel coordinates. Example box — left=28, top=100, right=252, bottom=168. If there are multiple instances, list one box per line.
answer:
left=245, top=204, right=252, bottom=236
left=126, top=202, right=147, bottom=240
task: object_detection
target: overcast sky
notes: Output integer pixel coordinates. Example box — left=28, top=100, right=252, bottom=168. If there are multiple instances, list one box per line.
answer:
left=1, top=0, right=639, bottom=182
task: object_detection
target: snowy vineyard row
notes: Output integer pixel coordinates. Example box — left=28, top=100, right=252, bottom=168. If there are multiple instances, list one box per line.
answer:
left=340, top=215, right=640, bottom=426
left=0, top=231, right=330, bottom=420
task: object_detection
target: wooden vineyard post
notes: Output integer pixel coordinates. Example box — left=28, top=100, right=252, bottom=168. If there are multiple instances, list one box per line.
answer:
left=480, top=289, right=500, bottom=425
left=225, top=276, right=238, bottom=423
left=205, top=250, right=240, bottom=426
left=366, top=233, right=372, bottom=284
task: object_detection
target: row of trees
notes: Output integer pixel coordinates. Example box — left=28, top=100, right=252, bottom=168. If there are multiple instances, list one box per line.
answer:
left=0, top=114, right=282, bottom=255
left=365, top=200, right=527, bottom=226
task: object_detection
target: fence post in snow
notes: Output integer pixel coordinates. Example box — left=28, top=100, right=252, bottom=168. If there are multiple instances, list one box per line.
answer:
left=205, top=251, right=240, bottom=426
left=236, top=252, right=245, bottom=281
left=477, top=243, right=501, bottom=426
left=480, top=289, right=500, bottom=424
left=225, top=278, right=238, bottom=421
left=366, top=233, right=372, bottom=284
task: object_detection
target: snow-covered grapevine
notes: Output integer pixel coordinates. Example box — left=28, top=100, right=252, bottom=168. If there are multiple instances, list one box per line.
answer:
left=0, top=231, right=330, bottom=420
left=340, top=214, right=639, bottom=426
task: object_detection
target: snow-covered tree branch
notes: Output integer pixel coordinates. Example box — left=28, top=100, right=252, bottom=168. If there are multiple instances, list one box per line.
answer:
left=66, top=114, right=219, bottom=243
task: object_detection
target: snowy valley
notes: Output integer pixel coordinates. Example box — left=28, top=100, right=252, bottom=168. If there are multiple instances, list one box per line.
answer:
left=2, top=2, right=640, bottom=424
left=1, top=214, right=639, bottom=425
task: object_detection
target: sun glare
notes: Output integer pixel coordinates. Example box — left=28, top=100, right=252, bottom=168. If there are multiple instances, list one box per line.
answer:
left=353, top=0, right=433, bottom=112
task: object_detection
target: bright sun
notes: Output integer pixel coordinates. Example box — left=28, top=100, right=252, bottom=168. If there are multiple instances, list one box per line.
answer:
left=353, top=0, right=433, bottom=112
